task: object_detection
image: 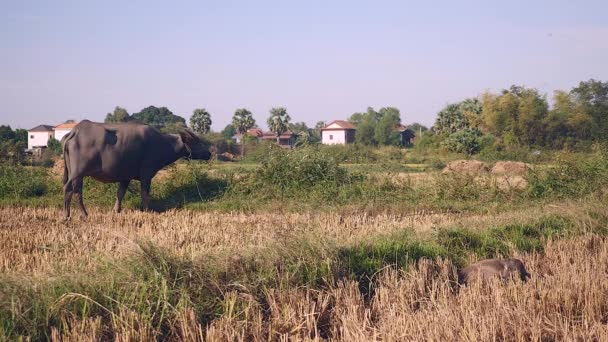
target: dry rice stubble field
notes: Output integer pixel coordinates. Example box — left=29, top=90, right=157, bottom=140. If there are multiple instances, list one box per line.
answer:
left=1, top=197, right=608, bottom=340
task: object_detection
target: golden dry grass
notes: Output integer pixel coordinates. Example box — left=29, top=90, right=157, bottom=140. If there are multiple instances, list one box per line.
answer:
left=182, top=235, right=608, bottom=341
left=0, top=200, right=584, bottom=275
left=1, top=197, right=607, bottom=340
left=43, top=235, right=608, bottom=341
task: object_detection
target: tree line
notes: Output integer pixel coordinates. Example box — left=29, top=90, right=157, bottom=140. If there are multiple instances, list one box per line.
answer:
left=1, top=78, right=605, bottom=162
left=431, top=79, right=608, bottom=154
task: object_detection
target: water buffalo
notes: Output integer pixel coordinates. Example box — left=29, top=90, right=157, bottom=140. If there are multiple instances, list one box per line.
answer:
left=458, top=258, right=530, bottom=285
left=61, top=120, right=211, bottom=219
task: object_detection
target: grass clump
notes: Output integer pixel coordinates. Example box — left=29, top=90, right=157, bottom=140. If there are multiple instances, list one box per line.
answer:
left=526, top=147, right=608, bottom=199
left=338, top=231, right=448, bottom=294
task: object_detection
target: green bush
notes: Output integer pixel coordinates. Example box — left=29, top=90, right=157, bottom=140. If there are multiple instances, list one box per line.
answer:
left=526, top=147, right=608, bottom=199
left=0, top=163, right=50, bottom=198
left=442, top=128, right=482, bottom=155
left=246, top=145, right=365, bottom=196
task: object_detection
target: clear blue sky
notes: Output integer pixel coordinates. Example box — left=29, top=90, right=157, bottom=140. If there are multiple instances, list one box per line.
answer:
left=1, top=0, right=607, bottom=131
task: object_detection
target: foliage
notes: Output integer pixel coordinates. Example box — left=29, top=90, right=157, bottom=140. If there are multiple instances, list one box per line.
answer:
left=350, top=107, right=406, bottom=146
left=231, top=108, right=256, bottom=136
left=374, top=107, right=401, bottom=146
left=104, top=106, right=130, bottom=123
left=0, top=163, right=50, bottom=198
left=46, top=137, right=62, bottom=156
left=354, top=112, right=377, bottom=145
left=0, top=125, right=16, bottom=142
left=408, top=122, right=429, bottom=134
left=525, top=146, right=608, bottom=199
left=0, top=126, right=27, bottom=163
left=442, top=128, right=482, bottom=155
left=131, top=106, right=186, bottom=129
left=246, top=145, right=364, bottom=196
left=189, top=108, right=212, bottom=135
left=267, top=107, right=291, bottom=141
left=571, top=79, right=608, bottom=139
left=0, top=140, right=26, bottom=163
left=433, top=99, right=481, bottom=135
left=221, top=124, right=236, bottom=140
left=289, top=122, right=320, bottom=146
left=200, top=132, right=238, bottom=155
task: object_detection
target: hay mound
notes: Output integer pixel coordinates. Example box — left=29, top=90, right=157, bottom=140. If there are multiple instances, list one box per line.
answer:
left=491, top=161, right=532, bottom=176
left=442, top=160, right=489, bottom=175
left=50, top=157, right=64, bottom=179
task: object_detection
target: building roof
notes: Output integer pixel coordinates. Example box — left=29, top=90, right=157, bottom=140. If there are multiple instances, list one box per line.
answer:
left=261, top=130, right=296, bottom=139
left=321, top=120, right=356, bottom=130
left=28, top=125, right=54, bottom=132
left=246, top=128, right=264, bottom=137
left=395, top=124, right=410, bottom=132
left=55, top=120, right=78, bottom=129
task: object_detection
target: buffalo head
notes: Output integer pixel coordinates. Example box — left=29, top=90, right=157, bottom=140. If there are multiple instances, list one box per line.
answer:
left=179, top=130, right=212, bottom=160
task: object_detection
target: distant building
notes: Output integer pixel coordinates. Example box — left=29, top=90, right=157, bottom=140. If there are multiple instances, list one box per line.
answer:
left=233, top=128, right=264, bottom=144
left=27, top=125, right=54, bottom=150
left=261, top=130, right=297, bottom=148
left=26, top=120, right=79, bottom=153
left=54, top=120, right=78, bottom=142
left=395, top=124, right=416, bottom=147
left=321, top=120, right=356, bottom=145
left=233, top=128, right=296, bottom=148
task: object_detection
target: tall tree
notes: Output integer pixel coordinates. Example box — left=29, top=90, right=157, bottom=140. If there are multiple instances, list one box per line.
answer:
left=288, top=122, right=309, bottom=134
left=313, top=121, right=325, bottom=141
left=374, top=107, right=401, bottom=146
left=104, top=106, right=130, bottom=123
left=47, top=137, right=62, bottom=155
left=355, top=113, right=377, bottom=145
left=433, top=103, right=469, bottom=135
left=131, top=106, right=186, bottom=129
left=221, top=124, right=237, bottom=140
left=189, top=108, right=212, bottom=135
left=516, top=88, right=548, bottom=145
left=267, top=107, right=291, bottom=144
left=0, top=125, right=15, bottom=142
left=571, top=79, right=608, bottom=139
left=232, top=108, right=256, bottom=137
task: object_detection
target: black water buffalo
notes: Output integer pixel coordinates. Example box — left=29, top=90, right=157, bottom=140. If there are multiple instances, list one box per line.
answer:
left=61, top=120, right=211, bottom=219
left=458, top=258, right=531, bottom=285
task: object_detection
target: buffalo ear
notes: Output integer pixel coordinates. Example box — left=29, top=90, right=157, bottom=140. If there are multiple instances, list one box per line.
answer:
left=178, top=129, right=198, bottom=146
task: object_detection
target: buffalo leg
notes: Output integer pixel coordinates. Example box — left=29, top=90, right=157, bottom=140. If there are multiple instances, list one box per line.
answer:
left=114, top=180, right=130, bottom=213
left=63, top=179, right=74, bottom=219
left=140, top=178, right=151, bottom=211
left=73, top=178, right=88, bottom=218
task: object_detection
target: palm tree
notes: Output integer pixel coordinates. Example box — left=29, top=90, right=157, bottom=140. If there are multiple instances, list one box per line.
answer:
left=190, top=108, right=212, bottom=135
left=232, top=108, right=256, bottom=138
left=232, top=108, right=256, bottom=156
left=267, top=107, right=291, bottom=144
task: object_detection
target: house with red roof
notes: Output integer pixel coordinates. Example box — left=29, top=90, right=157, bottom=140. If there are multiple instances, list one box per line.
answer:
left=261, top=130, right=297, bottom=148
left=53, top=120, right=78, bottom=142
left=26, top=120, right=79, bottom=153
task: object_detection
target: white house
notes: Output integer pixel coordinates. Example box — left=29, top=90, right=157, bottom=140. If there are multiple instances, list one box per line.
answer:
left=53, top=120, right=78, bottom=141
left=27, top=125, right=54, bottom=150
left=321, top=120, right=356, bottom=145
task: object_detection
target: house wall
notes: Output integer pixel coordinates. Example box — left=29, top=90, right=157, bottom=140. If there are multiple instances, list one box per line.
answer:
left=54, top=128, right=72, bottom=142
left=28, top=131, right=53, bottom=150
left=322, top=130, right=347, bottom=145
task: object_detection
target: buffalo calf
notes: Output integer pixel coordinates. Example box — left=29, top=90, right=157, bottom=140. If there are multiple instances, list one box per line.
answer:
left=458, top=258, right=530, bottom=285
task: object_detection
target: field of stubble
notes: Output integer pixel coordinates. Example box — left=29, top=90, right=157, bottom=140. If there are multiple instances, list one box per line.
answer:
left=1, top=196, right=608, bottom=341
